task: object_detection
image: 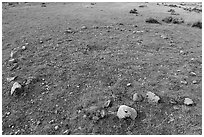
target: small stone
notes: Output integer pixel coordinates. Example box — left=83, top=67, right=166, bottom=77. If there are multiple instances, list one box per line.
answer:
left=10, top=50, right=18, bottom=58
left=39, top=40, right=43, bottom=44
left=133, top=31, right=136, bottom=34
left=49, top=119, right=55, bottom=124
left=21, top=46, right=26, bottom=50
left=65, top=29, right=72, bottom=33
left=184, top=98, right=194, bottom=106
left=36, top=121, right=41, bottom=125
left=63, top=130, right=71, bottom=135
left=6, top=76, right=17, bottom=82
left=54, top=125, right=59, bottom=130
left=81, top=26, right=87, bottom=29
left=117, top=105, right=137, bottom=120
left=133, top=93, right=143, bottom=102
left=8, top=58, right=18, bottom=64
left=92, top=116, right=99, bottom=121
left=104, top=99, right=112, bottom=108
left=173, top=105, right=180, bottom=110
left=189, top=72, right=196, bottom=76
left=192, top=80, right=198, bottom=84
left=11, top=82, right=22, bottom=95
left=181, top=80, right=188, bottom=85
left=5, top=111, right=11, bottom=116
left=146, top=91, right=160, bottom=103
left=100, top=109, right=106, bottom=118
left=127, top=83, right=132, bottom=87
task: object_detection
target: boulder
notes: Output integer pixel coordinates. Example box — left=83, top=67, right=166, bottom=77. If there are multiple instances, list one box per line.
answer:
left=133, top=93, right=143, bottom=102
left=117, top=105, right=137, bottom=120
left=184, top=98, right=194, bottom=106
left=146, top=91, right=160, bottom=103
left=11, top=82, right=22, bottom=95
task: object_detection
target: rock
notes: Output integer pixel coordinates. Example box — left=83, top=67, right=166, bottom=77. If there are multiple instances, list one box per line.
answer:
left=173, top=105, right=180, bottom=110
left=11, top=82, right=22, bottom=95
left=189, top=72, right=196, bottom=76
left=184, top=98, right=194, bottom=106
left=10, top=50, right=18, bottom=58
left=63, top=129, right=71, bottom=135
left=54, top=125, right=59, bottom=130
left=146, top=91, right=160, bottom=103
left=8, top=58, right=18, bottom=64
left=133, top=93, right=143, bottom=102
left=117, top=105, right=137, bottom=120
left=36, top=121, right=41, bottom=125
left=6, top=76, right=17, bottom=82
left=100, top=109, right=106, bottom=118
left=104, top=99, right=112, bottom=108
left=21, top=46, right=26, bottom=50
left=81, top=26, right=87, bottom=29
left=65, top=29, right=73, bottom=33
left=192, top=80, right=199, bottom=84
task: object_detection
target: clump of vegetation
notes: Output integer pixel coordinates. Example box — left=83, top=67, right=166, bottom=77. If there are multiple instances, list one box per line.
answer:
left=172, top=17, right=184, bottom=24
left=162, top=16, right=173, bottom=23
left=191, top=21, right=202, bottom=29
left=145, top=17, right=161, bottom=24
left=129, top=8, right=138, bottom=14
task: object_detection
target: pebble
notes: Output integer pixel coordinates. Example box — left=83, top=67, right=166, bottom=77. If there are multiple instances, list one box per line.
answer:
left=192, top=80, right=198, bottom=84
left=11, top=82, right=22, bottom=95
left=184, top=98, right=194, bottom=106
left=8, top=58, right=17, bottom=64
left=189, top=72, right=196, bottom=76
left=36, top=121, right=41, bottom=125
left=49, top=119, right=55, bottom=124
left=133, top=93, right=143, bottom=102
left=63, top=130, right=71, bottom=135
left=54, top=125, right=59, bottom=130
left=21, top=46, right=26, bottom=50
left=173, top=105, right=180, bottom=110
left=100, top=109, right=106, bottom=118
left=10, top=50, right=18, bottom=58
left=146, top=91, right=160, bottom=103
left=81, top=26, right=87, bottom=29
left=117, top=105, right=137, bottom=120
left=104, top=99, right=112, bottom=108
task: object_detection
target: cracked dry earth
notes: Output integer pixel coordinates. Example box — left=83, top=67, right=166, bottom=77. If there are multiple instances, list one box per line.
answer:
left=2, top=2, right=202, bottom=135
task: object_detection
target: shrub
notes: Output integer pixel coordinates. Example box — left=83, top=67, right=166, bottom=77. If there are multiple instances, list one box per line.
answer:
left=192, top=21, right=202, bottom=29
left=145, top=17, right=161, bottom=24
left=162, top=16, right=173, bottom=23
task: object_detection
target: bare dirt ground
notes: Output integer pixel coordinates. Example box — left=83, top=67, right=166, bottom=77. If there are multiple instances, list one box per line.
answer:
left=2, top=2, right=202, bottom=135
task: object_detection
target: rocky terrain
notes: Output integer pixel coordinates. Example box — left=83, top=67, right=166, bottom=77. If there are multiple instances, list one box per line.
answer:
left=2, top=2, right=202, bottom=135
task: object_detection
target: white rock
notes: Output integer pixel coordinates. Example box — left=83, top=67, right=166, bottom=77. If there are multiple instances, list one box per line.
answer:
left=133, top=93, right=143, bottom=102
left=11, top=82, right=22, bottom=95
left=184, top=98, right=193, bottom=106
left=10, top=50, right=18, bottom=58
left=146, top=91, right=160, bottom=103
left=21, top=46, right=26, bottom=50
left=117, top=105, right=137, bottom=120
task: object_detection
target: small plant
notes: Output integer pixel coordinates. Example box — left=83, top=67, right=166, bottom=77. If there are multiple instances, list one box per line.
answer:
left=145, top=17, right=161, bottom=24
left=162, top=16, right=173, bottom=23
left=191, top=21, right=202, bottom=29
